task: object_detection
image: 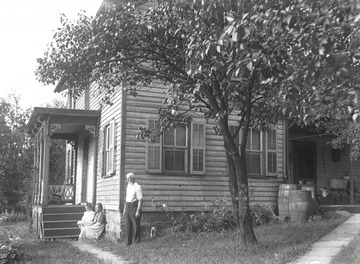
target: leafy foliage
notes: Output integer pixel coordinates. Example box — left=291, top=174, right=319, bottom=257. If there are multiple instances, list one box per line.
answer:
left=188, top=199, right=237, bottom=232
left=0, top=94, right=66, bottom=214
left=0, top=94, right=33, bottom=214
left=0, top=211, right=28, bottom=224
left=250, top=204, right=275, bottom=226
left=152, top=197, right=275, bottom=232
left=0, top=235, right=21, bottom=264
left=48, top=140, right=66, bottom=185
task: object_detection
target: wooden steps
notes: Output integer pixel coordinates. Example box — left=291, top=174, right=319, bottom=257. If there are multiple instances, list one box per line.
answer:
left=41, top=205, right=84, bottom=239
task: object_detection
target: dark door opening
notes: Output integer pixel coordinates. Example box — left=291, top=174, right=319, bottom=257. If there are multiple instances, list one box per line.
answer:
left=293, top=141, right=317, bottom=184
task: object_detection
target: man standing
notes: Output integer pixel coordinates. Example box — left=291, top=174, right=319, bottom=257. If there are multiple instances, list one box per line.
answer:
left=123, top=172, right=143, bottom=245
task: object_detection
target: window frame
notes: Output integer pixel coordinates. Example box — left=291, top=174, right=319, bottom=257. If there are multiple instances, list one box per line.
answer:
left=146, top=119, right=205, bottom=175
left=230, top=125, right=277, bottom=177
left=102, top=119, right=115, bottom=177
left=246, top=128, right=263, bottom=176
left=163, top=122, right=189, bottom=173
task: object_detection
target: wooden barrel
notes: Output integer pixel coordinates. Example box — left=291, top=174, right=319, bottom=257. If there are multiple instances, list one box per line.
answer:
left=301, top=184, right=316, bottom=199
left=289, top=190, right=313, bottom=222
left=278, top=184, right=299, bottom=219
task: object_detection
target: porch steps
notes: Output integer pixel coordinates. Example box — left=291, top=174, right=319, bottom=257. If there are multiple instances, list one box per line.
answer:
left=42, top=205, right=84, bottom=239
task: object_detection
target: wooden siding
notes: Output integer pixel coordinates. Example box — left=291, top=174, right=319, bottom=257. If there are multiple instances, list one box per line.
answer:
left=75, top=93, right=85, bottom=109
left=89, top=83, right=102, bottom=111
left=124, top=82, right=286, bottom=211
left=96, top=86, right=123, bottom=210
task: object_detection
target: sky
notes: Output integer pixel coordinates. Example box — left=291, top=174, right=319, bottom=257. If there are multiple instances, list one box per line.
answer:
left=0, top=0, right=103, bottom=109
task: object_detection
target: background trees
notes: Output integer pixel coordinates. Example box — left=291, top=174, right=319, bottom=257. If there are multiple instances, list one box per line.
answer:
left=0, top=94, right=33, bottom=213
left=35, top=0, right=360, bottom=244
left=0, top=94, right=67, bottom=213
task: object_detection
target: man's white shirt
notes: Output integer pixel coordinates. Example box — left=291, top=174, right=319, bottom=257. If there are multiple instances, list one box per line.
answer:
left=126, top=182, right=143, bottom=202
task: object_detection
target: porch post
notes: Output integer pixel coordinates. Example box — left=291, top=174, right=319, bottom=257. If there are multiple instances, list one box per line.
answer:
left=34, top=135, right=40, bottom=206
left=37, top=126, right=44, bottom=205
left=42, top=118, right=51, bottom=206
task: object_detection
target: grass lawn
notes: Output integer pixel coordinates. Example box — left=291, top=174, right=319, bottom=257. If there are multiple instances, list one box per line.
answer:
left=0, top=216, right=348, bottom=264
left=90, top=216, right=347, bottom=264
left=0, top=222, right=107, bottom=264
left=330, top=233, right=360, bottom=264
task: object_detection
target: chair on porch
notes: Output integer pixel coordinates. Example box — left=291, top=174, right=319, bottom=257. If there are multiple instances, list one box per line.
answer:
left=51, top=182, right=66, bottom=205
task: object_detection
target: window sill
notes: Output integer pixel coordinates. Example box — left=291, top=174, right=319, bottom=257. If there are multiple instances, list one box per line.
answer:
left=147, top=171, right=192, bottom=177
left=249, top=174, right=278, bottom=179
left=102, top=172, right=115, bottom=178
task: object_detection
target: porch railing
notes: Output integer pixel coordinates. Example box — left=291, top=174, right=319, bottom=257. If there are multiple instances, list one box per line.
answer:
left=48, top=184, right=74, bottom=202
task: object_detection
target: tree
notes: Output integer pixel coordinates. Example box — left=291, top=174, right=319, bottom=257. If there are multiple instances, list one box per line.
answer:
left=35, top=0, right=360, bottom=244
left=0, top=94, right=33, bottom=213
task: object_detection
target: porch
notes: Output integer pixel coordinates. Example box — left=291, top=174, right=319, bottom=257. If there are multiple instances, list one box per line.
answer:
left=288, top=124, right=360, bottom=206
left=27, top=107, right=101, bottom=239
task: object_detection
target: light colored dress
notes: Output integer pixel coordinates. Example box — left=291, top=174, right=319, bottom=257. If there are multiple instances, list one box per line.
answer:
left=77, top=211, right=95, bottom=228
left=79, top=211, right=105, bottom=240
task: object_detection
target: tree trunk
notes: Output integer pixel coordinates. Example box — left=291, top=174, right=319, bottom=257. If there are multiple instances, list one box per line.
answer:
left=226, top=151, right=240, bottom=224
left=222, top=122, right=257, bottom=245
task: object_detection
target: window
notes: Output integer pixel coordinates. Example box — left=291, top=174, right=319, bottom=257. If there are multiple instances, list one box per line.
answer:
left=146, top=119, right=205, bottom=175
left=102, top=120, right=115, bottom=176
left=163, top=123, right=188, bottom=172
left=230, top=126, right=277, bottom=176
left=246, top=129, right=262, bottom=174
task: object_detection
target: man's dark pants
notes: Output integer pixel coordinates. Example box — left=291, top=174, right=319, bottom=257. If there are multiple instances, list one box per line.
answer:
left=124, top=201, right=141, bottom=245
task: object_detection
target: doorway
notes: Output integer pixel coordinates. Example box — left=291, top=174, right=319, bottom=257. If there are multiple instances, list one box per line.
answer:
left=293, top=141, right=317, bottom=184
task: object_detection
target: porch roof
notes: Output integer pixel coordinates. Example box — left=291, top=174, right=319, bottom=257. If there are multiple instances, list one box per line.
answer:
left=27, top=107, right=101, bottom=139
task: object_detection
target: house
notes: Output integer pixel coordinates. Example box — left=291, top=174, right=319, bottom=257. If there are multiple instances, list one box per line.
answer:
left=27, top=79, right=288, bottom=239
left=26, top=0, right=360, bottom=240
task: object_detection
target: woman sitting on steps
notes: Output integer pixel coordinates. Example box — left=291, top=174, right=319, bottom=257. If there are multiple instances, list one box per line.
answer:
left=77, top=202, right=95, bottom=230
left=79, top=203, right=105, bottom=240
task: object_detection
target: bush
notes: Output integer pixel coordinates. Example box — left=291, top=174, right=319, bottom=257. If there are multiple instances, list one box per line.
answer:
left=0, top=211, right=28, bottom=224
left=250, top=204, right=276, bottom=226
left=188, top=202, right=275, bottom=231
left=0, top=226, right=22, bottom=263
left=188, top=210, right=237, bottom=232
left=187, top=199, right=237, bottom=232
left=152, top=198, right=275, bottom=233
left=0, top=243, right=21, bottom=264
